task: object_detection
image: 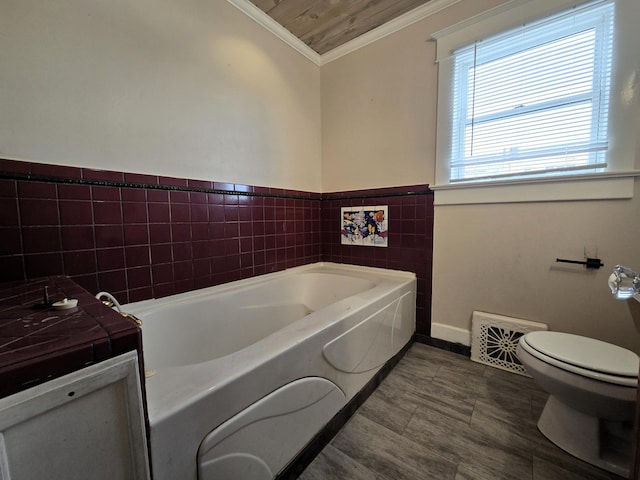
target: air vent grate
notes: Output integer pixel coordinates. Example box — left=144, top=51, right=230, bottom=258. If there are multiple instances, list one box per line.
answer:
left=471, top=311, right=548, bottom=376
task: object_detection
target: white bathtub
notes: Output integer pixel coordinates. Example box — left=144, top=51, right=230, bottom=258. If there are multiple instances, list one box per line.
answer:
left=124, top=262, right=416, bottom=480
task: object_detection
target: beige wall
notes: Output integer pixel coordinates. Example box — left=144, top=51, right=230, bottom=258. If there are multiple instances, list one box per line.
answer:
left=0, top=0, right=321, bottom=192
left=320, top=0, right=505, bottom=192
left=320, top=0, right=640, bottom=353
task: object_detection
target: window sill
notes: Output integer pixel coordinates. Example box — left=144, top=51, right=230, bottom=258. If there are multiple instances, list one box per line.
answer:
left=431, top=171, right=640, bottom=205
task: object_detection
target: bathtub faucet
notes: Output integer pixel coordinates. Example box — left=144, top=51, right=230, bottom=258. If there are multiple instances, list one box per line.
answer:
left=95, top=291, right=143, bottom=326
left=608, top=265, right=640, bottom=300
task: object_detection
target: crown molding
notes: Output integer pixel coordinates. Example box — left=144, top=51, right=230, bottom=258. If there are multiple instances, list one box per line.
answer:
left=226, top=0, right=322, bottom=65
left=227, top=0, right=461, bottom=66
left=320, top=0, right=461, bottom=65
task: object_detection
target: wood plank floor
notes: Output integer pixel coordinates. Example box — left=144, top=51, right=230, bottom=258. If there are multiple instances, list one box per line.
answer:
left=299, top=343, right=624, bottom=480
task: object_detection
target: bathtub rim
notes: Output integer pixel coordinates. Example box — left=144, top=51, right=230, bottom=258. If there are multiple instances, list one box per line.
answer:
left=123, top=262, right=414, bottom=316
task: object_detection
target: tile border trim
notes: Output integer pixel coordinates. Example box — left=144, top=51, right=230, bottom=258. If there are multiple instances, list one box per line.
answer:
left=0, top=159, right=431, bottom=201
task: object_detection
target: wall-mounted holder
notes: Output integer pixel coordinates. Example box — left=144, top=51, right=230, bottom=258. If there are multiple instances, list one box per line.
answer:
left=556, top=257, right=604, bottom=269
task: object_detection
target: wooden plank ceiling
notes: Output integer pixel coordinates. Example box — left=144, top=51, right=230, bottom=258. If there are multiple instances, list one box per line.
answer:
left=249, top=0, right=434, bottom=55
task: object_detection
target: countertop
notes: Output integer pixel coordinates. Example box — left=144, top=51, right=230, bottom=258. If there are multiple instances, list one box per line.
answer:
left=0, top=276, right=141, bottom=398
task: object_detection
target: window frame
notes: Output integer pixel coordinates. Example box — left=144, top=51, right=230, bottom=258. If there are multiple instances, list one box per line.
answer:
left=431, top=0, right=640, bottom=205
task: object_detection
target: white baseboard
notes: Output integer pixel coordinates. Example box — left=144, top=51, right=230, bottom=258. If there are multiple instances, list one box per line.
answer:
left=430, top=323, right=471, bottom=346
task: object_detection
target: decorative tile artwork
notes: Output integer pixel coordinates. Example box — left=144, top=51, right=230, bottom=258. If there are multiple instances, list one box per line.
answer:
left=341, top=205, right=388, bottom=247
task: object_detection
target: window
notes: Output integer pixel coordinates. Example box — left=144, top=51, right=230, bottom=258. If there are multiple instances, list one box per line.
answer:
left=451, top=2, right=613, bottom=183
left=432, top=0, right=640, bottom=204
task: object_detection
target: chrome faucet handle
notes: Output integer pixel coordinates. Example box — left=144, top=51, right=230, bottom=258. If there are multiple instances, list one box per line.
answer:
left=609, top=265, right=640, bottom=299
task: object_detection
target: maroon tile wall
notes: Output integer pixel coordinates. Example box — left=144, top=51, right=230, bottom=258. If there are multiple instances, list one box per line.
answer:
left=321, top=186, right=434, bottom=335
left=0, top=159, right=434, bottom=335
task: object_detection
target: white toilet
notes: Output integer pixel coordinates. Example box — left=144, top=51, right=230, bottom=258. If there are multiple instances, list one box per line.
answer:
left=516, top=331, right=639, bottom=476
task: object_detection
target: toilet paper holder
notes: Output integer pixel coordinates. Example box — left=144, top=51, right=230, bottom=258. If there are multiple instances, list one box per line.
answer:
left=556, top=257, right=604, bottom=269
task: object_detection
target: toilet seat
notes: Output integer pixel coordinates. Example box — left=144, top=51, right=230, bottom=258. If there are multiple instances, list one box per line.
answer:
left=520, top=332, right=638, bottom=387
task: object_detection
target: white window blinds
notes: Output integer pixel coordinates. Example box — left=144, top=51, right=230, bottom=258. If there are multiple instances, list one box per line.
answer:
left=449, top=0, right=614, bottom=183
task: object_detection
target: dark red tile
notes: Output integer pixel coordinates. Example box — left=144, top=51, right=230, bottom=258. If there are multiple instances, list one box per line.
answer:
left=59, top=200, right=93, bottom=225
left=252, top=205, right=264, bottom=221
left=207, top=193, right=224, bottom=205
left=57, top=183, right=91, bottom=200
left=240, top=237, right=253, bottom=253
left=121, top=187, right=146, bottom=202
left=224, top=254, right=240, bottom=271
left=225, top=238, right=240, bottom=255
left=174, top=278, right=195, bottom=294
left=192, top=241, right=210, bottom=259
left=147, top=189, right=169, bottom=202
left=172, top=242, right=192, bottom=261
left=169, top=190, right=189, bottom=203
left=18, top=181, right=57, bottom=199
left=190, top=203, right=208, bottom=222
left=187, top=179, right=212, bottom=190
left=171, top=223, right=191, bottom=242
left=91, top=185, right=120, bottom=202
left=170, top=203, right=190, bottom=222
left=124, top=224, right=149, bottom=246
left=124, top=173, right=157, bottom=185
left=240, top=252, right=253, bottom=268
left=0, top=159, right=31, bottom=175
left=24, top=252, right=63, bottom=277
left=96, top=248, right=125, bottom=271
left=97, top=269, right=127, bottom=292
left=209, top=205, right=224, bottom=222
left=0, top=198, right=19, bottom=226
left=224, top=194, right=239, bottom=205
left=148, top=202, right=170, bottom=223
left=253, top=221, right=265, bottom=236
left=153, top=282, right=175, bottom=298
left=22, top=226, right=62, bottom=253
left=0, top=228, right=20, bottom=259
left=19, top=198, right=59, bottom=226
left=128, top=286, right=153, bottom=303
left=95, top=225, right=123, bottom=248
left=191, top=223, right=209, bottom=241
left=238, top=206, right=251, bottom=221
left=72, top=273, right=99, bottom=294
left=157, top=176, right=187, bottom=188
left=127, top=266, right=151, bottom=289
left=0, top=256, right=24, bottom=282
left=214, top=182, right=234, bottom=191
left=122, top=202, right=148, bottom=224
left=125, top=246, right=150, bottom=267
left=148, top=224, right=171, bottom=244
left=253, top=235, right=265, bottom=251
left=31, top=163, right=82, bottom=179
left=210, top=239, right=226, bottom=257
left=194, top=275, right=213, bottom=290
left=151, top=263, right=173, bottom=284
left=189, top=191, right=207, bottom=204
left=150, top=244, right=172, bottom=264
left=93, top=201, right=122, bottom=224
left=63, top=250, right=97, bottom=275
left=210, top=223, right=226, bottom=240
left=223, top=221, right=240, bottom=240
left=193, top=258, right=210, bottom=276
left=82, top=168, right=124, bottom=183
left=0, top=179, right=17, bottom=198
left=239, top=222, right=252, bottom=237
left=173, top=261, right=193, bottom=281
left=61, top=225, right=95, bottom=251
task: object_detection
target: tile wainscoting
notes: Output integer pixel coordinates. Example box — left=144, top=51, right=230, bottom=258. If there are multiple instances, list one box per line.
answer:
left=0, top=159, right=434, bottom=334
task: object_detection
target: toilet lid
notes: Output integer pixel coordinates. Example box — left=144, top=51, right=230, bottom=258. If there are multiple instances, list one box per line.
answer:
left=522, top=331, right=639, bottom=382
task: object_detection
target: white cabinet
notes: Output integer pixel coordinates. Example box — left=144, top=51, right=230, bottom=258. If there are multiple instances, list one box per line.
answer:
left=0, top=351, right=149, bottom=480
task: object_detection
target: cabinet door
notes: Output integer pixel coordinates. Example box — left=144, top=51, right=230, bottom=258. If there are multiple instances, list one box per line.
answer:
left=0, top=351, right=149, bottom=480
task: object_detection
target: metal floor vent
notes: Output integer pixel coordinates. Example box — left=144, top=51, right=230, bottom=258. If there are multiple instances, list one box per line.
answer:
left=471, top=311, right=548, bottom=377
